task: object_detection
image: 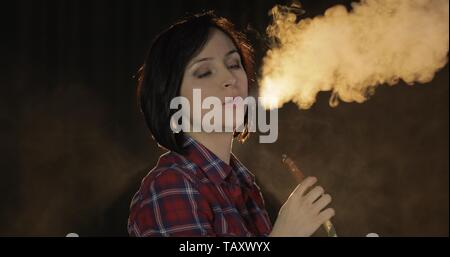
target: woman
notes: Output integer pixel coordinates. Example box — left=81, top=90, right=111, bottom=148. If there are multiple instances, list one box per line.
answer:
left=128, top=11, right=334, bottom=237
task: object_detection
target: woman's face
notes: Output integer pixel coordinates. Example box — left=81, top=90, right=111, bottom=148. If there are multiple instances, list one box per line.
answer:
left=180, top=28, right=248, bottom=132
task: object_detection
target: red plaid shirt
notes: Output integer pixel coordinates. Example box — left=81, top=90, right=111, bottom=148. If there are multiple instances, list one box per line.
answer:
left=128, top=136, right=272, bottom=237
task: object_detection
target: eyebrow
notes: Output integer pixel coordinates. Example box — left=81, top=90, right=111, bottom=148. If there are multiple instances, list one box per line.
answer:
left=188, top=49, right=239, bottom=69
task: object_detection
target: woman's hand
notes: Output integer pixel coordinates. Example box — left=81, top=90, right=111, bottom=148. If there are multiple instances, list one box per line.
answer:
left=269, top=176, right=335, bottom=237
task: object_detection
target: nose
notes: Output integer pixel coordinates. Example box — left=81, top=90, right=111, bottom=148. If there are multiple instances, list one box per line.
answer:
left=222, top=70, right=237, bottom=89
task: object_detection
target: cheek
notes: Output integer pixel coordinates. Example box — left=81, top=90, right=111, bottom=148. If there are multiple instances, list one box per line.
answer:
left=180, top=79, right=211, bottom=106
left=181, top=76, right=213, bottom=96
left=237, top=71, right=249, bottom=97
left=179, top=78, right=214, bottom=125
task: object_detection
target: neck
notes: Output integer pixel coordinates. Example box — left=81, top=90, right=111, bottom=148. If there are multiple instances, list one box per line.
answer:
left=185, top=132, right=233, bottom=165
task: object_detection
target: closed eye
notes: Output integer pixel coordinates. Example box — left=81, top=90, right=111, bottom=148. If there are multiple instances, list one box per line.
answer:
left=196, top=71, right=212, bottom=78
left=228, top=60, right=242, bottom=70
left=229, top=64, right=240, bottom=69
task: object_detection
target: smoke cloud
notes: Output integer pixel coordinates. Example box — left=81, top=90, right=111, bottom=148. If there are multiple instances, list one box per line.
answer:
left=260, top=0, right=449, bottom=109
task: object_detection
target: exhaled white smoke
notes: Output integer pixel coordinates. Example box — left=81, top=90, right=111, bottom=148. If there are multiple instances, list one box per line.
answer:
left=260, top=0, right=449, bottom=109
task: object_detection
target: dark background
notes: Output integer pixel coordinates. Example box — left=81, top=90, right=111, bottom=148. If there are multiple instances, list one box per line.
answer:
left=1, top=0, right=448, bottom=236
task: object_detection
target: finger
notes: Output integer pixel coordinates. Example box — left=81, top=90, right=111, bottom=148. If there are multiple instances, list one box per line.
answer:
left=312, top=194, right=332, bottom=213
left=305, top=185, right=324, bottom=203
left=294, top=176, right=317, bottom=198
left=318, top=208, right=335, bottom=223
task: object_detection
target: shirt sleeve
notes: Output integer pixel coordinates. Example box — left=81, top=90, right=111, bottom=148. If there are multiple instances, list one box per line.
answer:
left=128, top=168, right=216, bottom=237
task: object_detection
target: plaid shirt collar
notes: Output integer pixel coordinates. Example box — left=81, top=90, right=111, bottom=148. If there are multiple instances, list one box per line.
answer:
left=181, top=135, right=255, bottom=187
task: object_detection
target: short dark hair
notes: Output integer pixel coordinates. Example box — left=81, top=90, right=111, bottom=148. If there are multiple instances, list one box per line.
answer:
left=137, top=11, right=254, bottom=154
